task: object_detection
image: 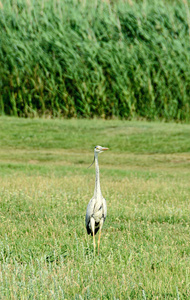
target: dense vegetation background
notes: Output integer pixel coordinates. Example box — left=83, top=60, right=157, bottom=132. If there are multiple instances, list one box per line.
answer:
left=0, top=0, right=190, bottom=120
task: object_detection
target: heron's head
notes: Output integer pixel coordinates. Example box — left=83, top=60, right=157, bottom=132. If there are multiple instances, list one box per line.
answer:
left=88, top=145, right=109, bottom=168
left=94, top=145, right=109, bottom=154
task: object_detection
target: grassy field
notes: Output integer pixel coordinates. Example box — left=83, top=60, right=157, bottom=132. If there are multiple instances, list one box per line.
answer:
left=0, top=117, right=190, bottom=299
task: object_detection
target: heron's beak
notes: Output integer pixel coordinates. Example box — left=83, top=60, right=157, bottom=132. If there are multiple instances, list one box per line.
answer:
left=101, top=147, right=109, bottom=151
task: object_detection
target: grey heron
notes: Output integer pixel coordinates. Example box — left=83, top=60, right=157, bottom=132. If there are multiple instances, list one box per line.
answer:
left=85, top=145, right=109, bottom=254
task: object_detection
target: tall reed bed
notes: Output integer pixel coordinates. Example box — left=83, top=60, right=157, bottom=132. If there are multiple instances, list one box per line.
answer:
left=0, top=0, right=190, bottom=120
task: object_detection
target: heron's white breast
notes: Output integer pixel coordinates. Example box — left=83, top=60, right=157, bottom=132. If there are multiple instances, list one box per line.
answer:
left=93, top=206, right=103, bottom=223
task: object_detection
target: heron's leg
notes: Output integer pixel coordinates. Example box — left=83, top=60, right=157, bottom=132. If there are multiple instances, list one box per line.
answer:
left=90, top=217, right=96, bottom=254
left=98, top=229, right=101, bottom=255
left=98, top=219, right=104, bottom=255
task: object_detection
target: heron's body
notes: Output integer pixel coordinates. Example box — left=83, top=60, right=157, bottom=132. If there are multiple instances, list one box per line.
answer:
left=85, top=145, right=108, bottom=254
left=85, top=194, right=107, bottom=236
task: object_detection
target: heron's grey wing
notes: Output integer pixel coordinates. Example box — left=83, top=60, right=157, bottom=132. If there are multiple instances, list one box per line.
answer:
left=102, top=197, right=107, bottom=220
left=85, top=196, right=96, bottom=230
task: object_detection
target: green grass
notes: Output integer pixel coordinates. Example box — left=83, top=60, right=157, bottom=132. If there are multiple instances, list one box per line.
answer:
left=0, top=117, right=190, bottom=299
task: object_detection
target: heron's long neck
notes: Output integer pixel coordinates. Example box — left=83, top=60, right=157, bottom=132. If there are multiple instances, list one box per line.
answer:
left=94, top=154, right=101, bottom=198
